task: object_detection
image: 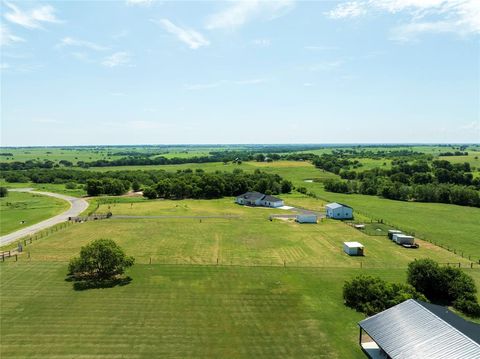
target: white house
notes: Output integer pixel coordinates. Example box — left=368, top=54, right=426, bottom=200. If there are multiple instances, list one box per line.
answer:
left=235, top=192, right=284, bottom=208
left=343, top=242, right=364, bottom=256
left=325, top=203, right=353, bottom=219
left=296, top=214, right=317, bottom=223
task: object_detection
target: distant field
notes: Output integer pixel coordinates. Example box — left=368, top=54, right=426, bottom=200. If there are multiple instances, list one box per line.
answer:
left=0, top=191, right=69, bottom=235
left=0, top=181, right=86, bottom=197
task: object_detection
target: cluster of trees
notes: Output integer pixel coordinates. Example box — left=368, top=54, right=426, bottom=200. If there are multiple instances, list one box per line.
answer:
left=312, top=154, right=362, bottom=174
left=439, top=151, right=468, bottom=156
left=407, top=259, right=480, bottom=317
left=344, top=259, right=480, bottom=318
left=1, top=167, right=292, bottom=199
left=343, top=275, right=426, bottom=315
left=86, top=178, right=131, bottom=196
left=142, top=169, right=292, bottom=200
left=0, top=159, right=58, bottom=171
left=324, top=159, right=480, bottom=207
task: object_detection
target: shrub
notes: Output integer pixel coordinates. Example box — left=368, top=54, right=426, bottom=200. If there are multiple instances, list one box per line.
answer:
left=343, top=275, right=425, bottom=315
left=453, top=297, right=480, bottom=318
left=296, top=187, right=307, bottom=194
left=143, top=187, right=157, bottom=199
left=0, top=187, right=8, bottom=197
left=65, top=182, right=77, bottom=189
left=68, top=239, right=134, bottom=281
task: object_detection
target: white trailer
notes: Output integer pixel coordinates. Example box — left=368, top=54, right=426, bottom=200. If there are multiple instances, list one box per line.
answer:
left=343, top=242, right=364, bottom=256
left=393, top=234, right=415, bottom=245
left=388, top=230, right=402, bottom=240
left=296, top=214, right=318, bottom=223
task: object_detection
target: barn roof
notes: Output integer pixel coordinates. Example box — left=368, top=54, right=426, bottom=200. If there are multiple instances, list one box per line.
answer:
left=325, top=202, right=352, bottom=210
left=359, top=299, right=480, bottom=359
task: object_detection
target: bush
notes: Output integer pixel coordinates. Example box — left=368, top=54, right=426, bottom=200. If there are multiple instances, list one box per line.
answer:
left=453, top=297, right=480, bottom=318
left=343, top=275, right=425, bottom=315
left=68, top=239, right=134, bottom=281
left=0, top=187, right=8, bottom=197
left=296, top=187, right=307, bottom=194
left=143, top=187, right=157, bottom=199
left=65, top=182, right=77, bottom=189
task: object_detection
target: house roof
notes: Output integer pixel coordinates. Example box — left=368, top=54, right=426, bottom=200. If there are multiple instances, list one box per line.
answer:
left=237, top=192, right=265, bottom=200
left=325, top=202, right=352, bottom=210
left=263, top=195, right=283, bottom=202
left=358, top=299, right=480, bottom=359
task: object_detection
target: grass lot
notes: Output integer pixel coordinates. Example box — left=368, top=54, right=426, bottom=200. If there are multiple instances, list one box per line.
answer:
left=20, top=198, right=470, bottom=267
left=0, top=191, right=69, bottom=235
left=0, top=180, right=86, bottom=197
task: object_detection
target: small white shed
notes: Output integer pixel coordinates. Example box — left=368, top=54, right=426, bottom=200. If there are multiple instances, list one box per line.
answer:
left=388, top=230, right=403, bottom=240
left=343, top=242, right=364, bottom=256
left=296, top=214, right=318, bottom=223
left=326, top=203, right=353, bottom=219
left=393, top=234, right=415, bottom=245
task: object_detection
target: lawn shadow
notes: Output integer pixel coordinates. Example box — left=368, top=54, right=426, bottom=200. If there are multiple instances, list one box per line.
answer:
left=65, top=276, right=132, bottom=291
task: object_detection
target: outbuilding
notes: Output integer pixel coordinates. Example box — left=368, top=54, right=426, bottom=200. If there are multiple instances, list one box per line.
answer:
left=388, top=229, right=402, bottom=240
left=296, top=214, right=318, bottom=223
left=343, top=242, right=364, bottom=256
left=393, top=234, right=415, bottom=245
left=325, top=203, right=353, bottom=219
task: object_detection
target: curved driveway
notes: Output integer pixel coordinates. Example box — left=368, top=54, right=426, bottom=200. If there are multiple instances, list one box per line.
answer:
left=0, top=189, right=89, bottom=246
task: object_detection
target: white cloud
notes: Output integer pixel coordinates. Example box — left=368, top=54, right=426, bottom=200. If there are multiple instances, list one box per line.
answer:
left=32, top=118, right=63, bottom=124
left=326, top=0, right=480, bottom=38
left=0, top=24, right=25, bottom=46
left=185, top=78, right=269, bottom=90
left=205, top=0, right=294, bottom=30
left=304, top=45, right=338, bottom=51
left=156, top=19, right=209, bottom=49
left=252, top=38, right=271, bottom=47
left=57, top=37, right=109, bottom=51
left=308, top=60, right=344, bottom=71
left=126, top=0, right=154, bottom=6
left=233, top=78, right=268, bottom=85
left=326, top=1, right=366, bottom=19
left=102, top=52, right=131, bottom=67
left=184, top=81, right=223, bottom=90
left=4, top=2, right=61, bottom=29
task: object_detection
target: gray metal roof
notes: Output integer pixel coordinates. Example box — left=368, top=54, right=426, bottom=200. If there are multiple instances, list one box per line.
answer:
left=358, top=299, right=480, bottom=359
left=325, top=202, right=352, bottom=210
left=237, top=192, right=265, bottom=200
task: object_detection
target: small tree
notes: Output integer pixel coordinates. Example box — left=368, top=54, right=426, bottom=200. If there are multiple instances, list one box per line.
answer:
left=0, top=187, right=8, bottom=197
left=132, top=180, right=141, bottom=192
left=68, top=239, right=134, bottom=281
left=143, top=187, right=157, bottom=199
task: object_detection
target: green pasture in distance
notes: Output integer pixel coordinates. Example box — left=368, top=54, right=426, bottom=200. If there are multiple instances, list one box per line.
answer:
left=0, top=191, right=69, bottom=235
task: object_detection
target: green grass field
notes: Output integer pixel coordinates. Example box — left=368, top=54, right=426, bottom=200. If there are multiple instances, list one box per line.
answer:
left=0, top=191, right=69, bottom=235
left=19, top=198, right=470, bottom=267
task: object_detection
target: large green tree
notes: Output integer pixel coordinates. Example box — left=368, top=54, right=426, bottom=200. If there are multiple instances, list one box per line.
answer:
left=68, top=239, right=134, bottom=281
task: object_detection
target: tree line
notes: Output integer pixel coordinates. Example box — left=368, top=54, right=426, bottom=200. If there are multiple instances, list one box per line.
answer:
left=324, top=159, right=480, bottom=207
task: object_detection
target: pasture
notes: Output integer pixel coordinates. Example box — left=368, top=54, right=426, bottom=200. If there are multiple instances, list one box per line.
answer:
left=0, top=191, right=69, bottom=235
left=20, top=198, right=470, bottom=267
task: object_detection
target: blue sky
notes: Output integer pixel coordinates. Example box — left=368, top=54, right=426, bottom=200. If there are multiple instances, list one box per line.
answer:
left=1, top=0, right=479, bottom=146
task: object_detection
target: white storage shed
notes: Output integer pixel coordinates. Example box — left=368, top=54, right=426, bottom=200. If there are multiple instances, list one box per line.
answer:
left=326, top=203, right=353, bottom=219
left=343, top=242, right=364, bottom=256
left=296, top=214, right=318, bottom=223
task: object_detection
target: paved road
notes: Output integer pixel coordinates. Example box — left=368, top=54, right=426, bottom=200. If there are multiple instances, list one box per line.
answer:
left=0, top=189, right=89, bottom=246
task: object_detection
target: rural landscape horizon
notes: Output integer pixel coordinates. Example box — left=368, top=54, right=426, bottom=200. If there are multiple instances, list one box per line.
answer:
left=1, top=0, right=479, bottom=358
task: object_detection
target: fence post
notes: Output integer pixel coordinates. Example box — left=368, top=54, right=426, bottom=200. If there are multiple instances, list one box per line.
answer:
left=15, top=254, right=18, bottom=261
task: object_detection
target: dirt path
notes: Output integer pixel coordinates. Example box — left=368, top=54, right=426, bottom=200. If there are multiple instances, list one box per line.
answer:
left=0, top=189, right=89, bottom=246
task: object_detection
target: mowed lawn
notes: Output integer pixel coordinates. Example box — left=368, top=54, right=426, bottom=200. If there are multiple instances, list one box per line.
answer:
left=22, top=198, right=470, bottom=267
left=0, top=262, right=420, bottom=359
left=0, top=191, right=69, bottom=235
